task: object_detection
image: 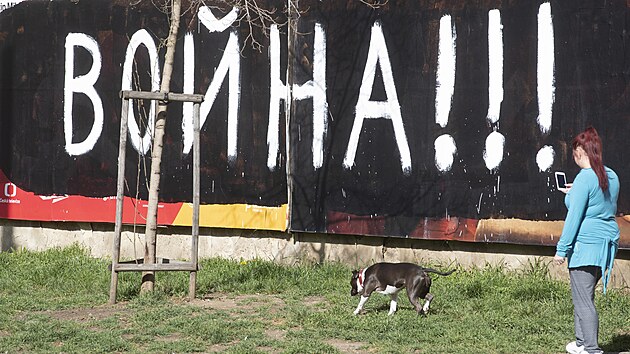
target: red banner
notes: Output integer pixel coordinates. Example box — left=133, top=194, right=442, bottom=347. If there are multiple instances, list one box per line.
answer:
left=0, top=169, right=181, bottom=225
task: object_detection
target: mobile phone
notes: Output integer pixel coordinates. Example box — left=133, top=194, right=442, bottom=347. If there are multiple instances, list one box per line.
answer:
left=555, top=171, right=567, bottom=189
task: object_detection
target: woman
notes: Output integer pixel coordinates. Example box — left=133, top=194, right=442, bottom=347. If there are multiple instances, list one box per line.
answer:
left=554, top=127, right=620, bottom=354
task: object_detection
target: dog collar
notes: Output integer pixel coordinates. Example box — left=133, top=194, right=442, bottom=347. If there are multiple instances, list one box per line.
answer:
left=358, top=268, right=365, bottom=287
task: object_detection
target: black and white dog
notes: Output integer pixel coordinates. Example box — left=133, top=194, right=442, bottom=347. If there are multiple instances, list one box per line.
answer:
left=350, top=262, right=455, bottom=316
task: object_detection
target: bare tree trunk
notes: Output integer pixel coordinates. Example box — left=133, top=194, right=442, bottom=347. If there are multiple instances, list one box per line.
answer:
left=141, top=0, right=182, bottom=293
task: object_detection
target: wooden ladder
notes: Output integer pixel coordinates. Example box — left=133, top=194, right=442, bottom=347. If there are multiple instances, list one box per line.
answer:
left=109, top=90, right=204, bottom=304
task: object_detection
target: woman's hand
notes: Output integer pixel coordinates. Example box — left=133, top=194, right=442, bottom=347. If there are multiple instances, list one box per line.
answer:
left=554, top=255, right=566, bottom=265
left=558, top=183, right=572, bottom=194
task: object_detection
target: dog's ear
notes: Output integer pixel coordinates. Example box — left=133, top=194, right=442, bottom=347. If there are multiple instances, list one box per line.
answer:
left=352, top=270, right=358, bottom=275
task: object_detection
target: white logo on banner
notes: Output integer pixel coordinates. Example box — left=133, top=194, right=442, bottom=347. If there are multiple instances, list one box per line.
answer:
left=3, top=182, right=16, bottom=197
left=0, top=182, right=20, bottom=204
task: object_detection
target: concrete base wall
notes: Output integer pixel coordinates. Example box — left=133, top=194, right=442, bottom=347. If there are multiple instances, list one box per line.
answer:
left=1, top=219, right=629, bottom=289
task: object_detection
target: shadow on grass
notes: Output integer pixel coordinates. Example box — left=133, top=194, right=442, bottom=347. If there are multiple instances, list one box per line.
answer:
left=603, top=333, right=630, bottom=353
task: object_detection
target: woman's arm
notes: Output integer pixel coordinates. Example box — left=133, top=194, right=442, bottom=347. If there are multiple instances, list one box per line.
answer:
left=555, top=173, right=590, bottom=257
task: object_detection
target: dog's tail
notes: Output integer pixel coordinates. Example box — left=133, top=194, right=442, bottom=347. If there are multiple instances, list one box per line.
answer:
left=422, top=267, right=456, bottom=276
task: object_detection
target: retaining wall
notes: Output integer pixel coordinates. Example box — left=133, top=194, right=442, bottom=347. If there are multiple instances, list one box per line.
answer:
left=1, top=219, right=628, bottom=290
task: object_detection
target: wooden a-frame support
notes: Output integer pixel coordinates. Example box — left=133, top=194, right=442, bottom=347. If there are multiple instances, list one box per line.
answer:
left=109, top=90, right=204, bottom=304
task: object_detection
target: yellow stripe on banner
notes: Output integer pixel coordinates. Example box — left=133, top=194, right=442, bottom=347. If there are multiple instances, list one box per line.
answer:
left=172, top=203, right=288, bottom=231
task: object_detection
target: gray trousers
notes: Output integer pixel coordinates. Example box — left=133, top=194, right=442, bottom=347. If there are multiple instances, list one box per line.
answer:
left=569, top=266, right=602, bottom=353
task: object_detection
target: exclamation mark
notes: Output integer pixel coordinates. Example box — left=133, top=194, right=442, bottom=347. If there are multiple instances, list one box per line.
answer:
left=434, top=15, right=457, bottom=173
left=535, top=2, right=555, bottom=171
left=483, top=9, right=505, bottom=171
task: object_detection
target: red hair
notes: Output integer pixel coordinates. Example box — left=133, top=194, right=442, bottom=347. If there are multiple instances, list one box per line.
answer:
left=572, top=127, right=608, bottom=191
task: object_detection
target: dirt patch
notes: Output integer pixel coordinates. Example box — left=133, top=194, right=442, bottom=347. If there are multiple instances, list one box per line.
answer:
left=155, top=333, right=184, bottom=342
left=205, top=343, right=230, bottom=353
left=265, top=329, right=285, bottom=340
left=8, top=294, right=372, bottom=354
left=35, top=304, right=128, bottom=322
left=326, top=338, right=370, bottom=353
left=28, top=293, right=321, bottom=326
left=303, top=295, right=324, bottom=305
left=185, top=293, right=286, bottom=314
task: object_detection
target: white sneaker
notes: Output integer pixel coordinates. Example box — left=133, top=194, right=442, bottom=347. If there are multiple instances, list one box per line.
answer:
left=566, top=341, right=584, bottom=354
left=566, top=341, right=604, bottom=354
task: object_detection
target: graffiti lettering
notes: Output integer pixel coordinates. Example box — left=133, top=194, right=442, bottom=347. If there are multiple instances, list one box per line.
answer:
left=267, top=24, right=287, bottom=170
left=63, top=33, right=103, bottom=156
left=292, top=23, right=328, bottom=170
left=483, top=9, right=505, bottom=171
left=61, top=4, right=556, bottom=175
left=536, top=2, right=556, bottom=172
left=434, top=14, right=457, bottom=173
left=121, top=29, right=160, bottom=155
left=343, top=20, right=411, bottom=174
left=183, top=6, right=241, bottom=161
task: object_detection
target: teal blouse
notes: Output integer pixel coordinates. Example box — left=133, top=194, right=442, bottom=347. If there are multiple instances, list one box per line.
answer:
left=555, top=167, right=620, bottom=293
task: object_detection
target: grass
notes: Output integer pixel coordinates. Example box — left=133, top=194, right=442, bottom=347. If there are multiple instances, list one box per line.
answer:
left=0, top=245, right=628, bottom=353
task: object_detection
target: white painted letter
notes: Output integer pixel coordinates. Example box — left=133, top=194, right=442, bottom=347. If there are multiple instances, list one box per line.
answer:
left=343, top=21, right=411, bottom=174
left=267, top=24, right=287, bottom=170
left=434, top=134, right=457, bottom=173
left=434, top=15, right=457, bottom=172
left=537, top=2, right=555, bottom=134
left=198, top=6, right=238, bottom=32
left=183, top=7, right=240, bottom=162
left=486, top=9, right=503, bottom=125
left=536, top=2, right=555, bottom=169
left=121, top=29, right=160, bottom=155
left=435, top=15, right=456, bottom=129
left=536, top=145, right=554, bottom=172
left=182, top=32, right=195, bottom=155
left=484, top=9, right=505, bottom=171
left=484, top=131, right=505, bottom=171
left=64, top=33, right=103, bottom=156
left=293, top=23, right=328, bottom=169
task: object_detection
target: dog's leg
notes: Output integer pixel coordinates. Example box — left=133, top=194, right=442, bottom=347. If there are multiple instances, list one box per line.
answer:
left=421, top=293, right=434, bottom=315
left=353, top=295, right=369, bottom=315
left=406, top=285, right=423, bottom=314
left=387, top=293, right=398, bottom=316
